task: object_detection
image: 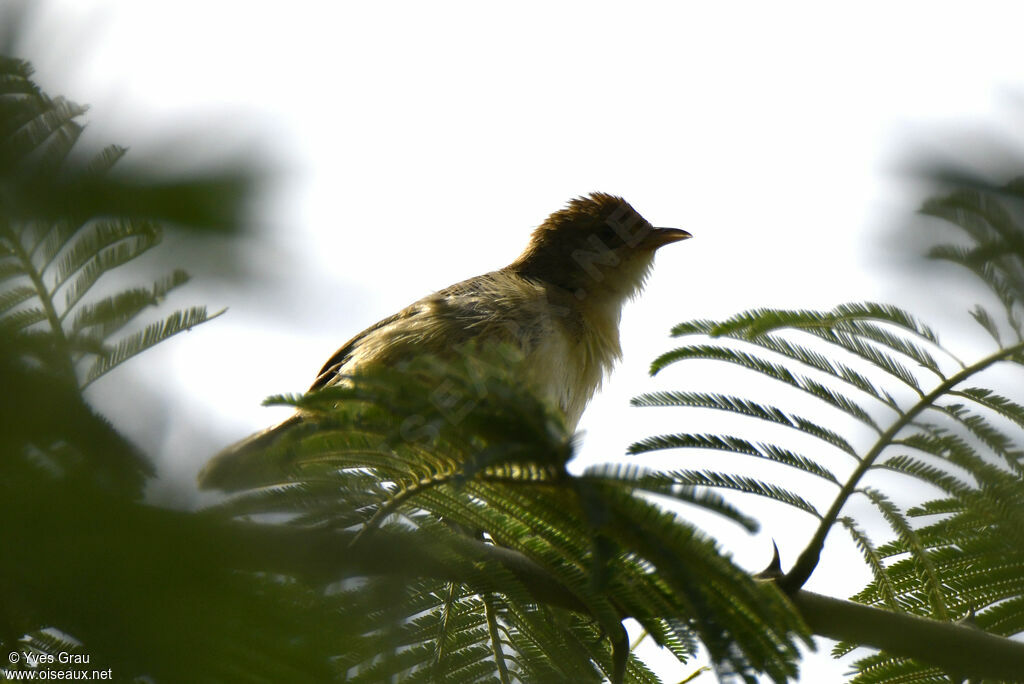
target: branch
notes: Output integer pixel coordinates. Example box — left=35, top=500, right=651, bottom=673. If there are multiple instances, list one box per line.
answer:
left=790, top=590, right=1024, bottom=682
left=222, top=520, right=1024, bottom=681
left=218, top=521, right=588, bottom=613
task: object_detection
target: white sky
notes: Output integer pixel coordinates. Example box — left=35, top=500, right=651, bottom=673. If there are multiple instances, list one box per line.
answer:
left=17, top=1, right=1024, bottom=681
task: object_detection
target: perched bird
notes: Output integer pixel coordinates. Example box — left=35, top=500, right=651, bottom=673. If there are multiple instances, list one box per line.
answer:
left=199, top=192, right=689, bottom=489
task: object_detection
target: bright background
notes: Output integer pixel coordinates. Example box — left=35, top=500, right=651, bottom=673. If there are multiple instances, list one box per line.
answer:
left=15, top=2, right=1024, bottom=680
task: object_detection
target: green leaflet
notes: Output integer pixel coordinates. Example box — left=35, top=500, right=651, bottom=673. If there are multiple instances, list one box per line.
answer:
left=581, top=462, right=760, bottom=531
left=69, top=269, right=190, bottom=337
left=858, top=487, right=950, bottom=621
left=5, top=96, right=88, bottom=164
left=631, top=390, right=857, bottom=460
left=0, top=284, right=34, bottom=315
left=970, top=303, right=1004, bottom=345
left=673, top=301, right=939, bottom=344
left=956, top=386, right=1024, bottom=430
left=82, top=306, right=224, bottom=387
left=627, top=466, right=821, bottom=518
left=838, top=516, right=899, bottom=610
left=54, top=218, right=162, bottom=298
left=649, top=343, right=881, bottom=428
left=628, top=430, right=839, bottom=486
left=60, top=222, right=163, bottom=314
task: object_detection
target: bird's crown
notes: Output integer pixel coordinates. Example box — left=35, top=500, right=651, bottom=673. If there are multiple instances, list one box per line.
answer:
left=530, top=192, right=646, bottom=248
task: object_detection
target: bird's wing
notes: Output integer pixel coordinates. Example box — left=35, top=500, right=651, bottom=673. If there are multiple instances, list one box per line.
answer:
left=200, top=310, right=410, bottom=490
left=197, top=413, right=304, bottom=490
left=309, top=310, right=406, bottom=391
left=308, top=271, right=547, bottom=390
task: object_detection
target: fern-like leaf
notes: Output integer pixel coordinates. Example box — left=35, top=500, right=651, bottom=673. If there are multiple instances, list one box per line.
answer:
left=629, top=431, right=840, bottom=485
left=83, top=306, right=223, bottom=386
left=631, top=390, right=857, bottom=460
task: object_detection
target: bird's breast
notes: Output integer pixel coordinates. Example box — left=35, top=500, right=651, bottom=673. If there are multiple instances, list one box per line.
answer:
left=520, top=288, right=623, bottom=430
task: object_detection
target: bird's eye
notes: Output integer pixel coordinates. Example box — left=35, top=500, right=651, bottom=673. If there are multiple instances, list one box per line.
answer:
left=592, top=225, right=620, bottom=246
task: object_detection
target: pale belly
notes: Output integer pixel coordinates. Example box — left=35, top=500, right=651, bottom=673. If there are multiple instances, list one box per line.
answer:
left=519, top=319, right=611, bottom=430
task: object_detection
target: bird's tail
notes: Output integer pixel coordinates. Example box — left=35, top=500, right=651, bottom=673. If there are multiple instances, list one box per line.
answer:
left=198, top=413, right=304, bottom=491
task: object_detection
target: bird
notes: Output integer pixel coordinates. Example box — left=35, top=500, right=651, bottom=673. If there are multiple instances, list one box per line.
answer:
left=198, top=192, right=689, bottom=489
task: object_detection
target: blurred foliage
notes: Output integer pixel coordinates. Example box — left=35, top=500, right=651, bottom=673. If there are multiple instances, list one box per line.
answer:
left=0, top=54, right=352, bottom=682
left=0, top=58, right=230, bottom=393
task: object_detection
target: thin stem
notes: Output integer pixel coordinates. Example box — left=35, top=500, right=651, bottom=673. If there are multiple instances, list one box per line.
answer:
left=629, top=628, right=648, bottom=652
left=349, top=470, right=458, bottom=548
left=431, top=580, right=458, bottom=675
left=2, top=224, right=76, bottom=384
left=781, top=339, right=1024, bottom=592
left=484, top=593, right=512, bottom=684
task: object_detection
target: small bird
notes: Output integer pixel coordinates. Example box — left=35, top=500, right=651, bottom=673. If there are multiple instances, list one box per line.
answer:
left=199, top=192, right=689, bottom=489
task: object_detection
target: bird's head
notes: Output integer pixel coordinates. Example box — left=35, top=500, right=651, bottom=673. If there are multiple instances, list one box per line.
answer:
left=510, top=192, right=690, bottom=302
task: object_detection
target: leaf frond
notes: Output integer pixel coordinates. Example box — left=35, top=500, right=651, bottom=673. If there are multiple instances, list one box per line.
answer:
left=83, top=306, right=222, bottom=386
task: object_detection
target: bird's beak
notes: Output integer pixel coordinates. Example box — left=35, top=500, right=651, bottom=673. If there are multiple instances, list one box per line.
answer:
left=642, top=227, right=692, bottom=250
